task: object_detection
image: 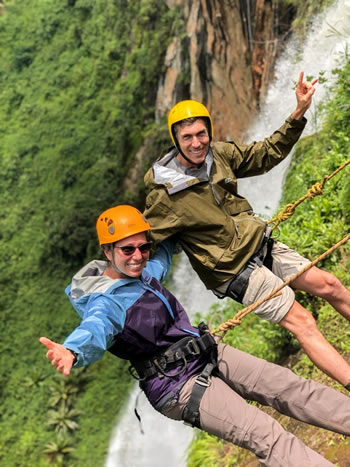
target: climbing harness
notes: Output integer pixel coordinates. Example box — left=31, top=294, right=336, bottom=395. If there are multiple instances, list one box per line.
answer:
left=129, top=324, right=217, bottom=381
left=129, top=323, right=217, bottom=429
left=225, top=227, right=273, bottom=303
left=211, top=233, right=350, bottom=338
left=182, top=361, right=216, bottom=428
left=225, top=261, right=257, bottom=303
left=182, top=323, right=218, bottom=428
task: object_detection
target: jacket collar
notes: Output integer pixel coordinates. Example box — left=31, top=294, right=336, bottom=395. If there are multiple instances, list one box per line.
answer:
left=153, top=148, right=213, bottom=195
left=68, top=260, right=153, bottom=300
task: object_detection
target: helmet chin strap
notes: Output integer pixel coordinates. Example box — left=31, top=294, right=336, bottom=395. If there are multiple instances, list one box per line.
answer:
left=176, top=145, right=208, bottom=169
left=174, top=126, right=211, bottom=169
left=171, top=117, right=212, bottom=169
left=109, top=248, right=138, bottom=279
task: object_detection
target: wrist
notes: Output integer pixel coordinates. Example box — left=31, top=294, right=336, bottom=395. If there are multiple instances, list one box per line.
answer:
left=291, top=108, right=306, bottom=120
left=67, top=348, right=78, bottom=364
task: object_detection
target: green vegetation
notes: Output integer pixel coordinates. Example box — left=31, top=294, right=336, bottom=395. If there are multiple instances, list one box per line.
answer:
left=187, top=59, right=350, bottom=467
left=0, top=0, right=348, bottom=466
left=281, top=0, right=336, bottom=36
left=0, top=1, right=183, bottom=465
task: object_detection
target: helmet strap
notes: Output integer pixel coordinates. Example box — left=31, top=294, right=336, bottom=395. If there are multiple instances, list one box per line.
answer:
left=108, top=246, right=134, bottom=278
left=176, top=145, right=207, bottom=169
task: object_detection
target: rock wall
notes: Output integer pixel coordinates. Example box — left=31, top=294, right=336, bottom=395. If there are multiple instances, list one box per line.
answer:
left=156, top=0, right=293, bottom=140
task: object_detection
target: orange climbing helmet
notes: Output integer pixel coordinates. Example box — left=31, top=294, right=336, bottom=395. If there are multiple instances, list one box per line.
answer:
left=168, top=99, right=214, bottom=146
left=96, top=205, right=151, bottom=246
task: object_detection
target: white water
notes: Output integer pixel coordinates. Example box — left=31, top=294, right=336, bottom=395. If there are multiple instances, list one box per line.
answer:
left=106, top=1, right=350, bottom=465
left=239, top=0, right=350, bottom=218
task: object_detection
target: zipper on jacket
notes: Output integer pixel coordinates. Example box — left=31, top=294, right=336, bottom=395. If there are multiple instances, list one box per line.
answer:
left=234, top=221, right=240, bottom=239
left=209, top=180, right=231, bottom=216
left=234, top=216, right=265, bottom=225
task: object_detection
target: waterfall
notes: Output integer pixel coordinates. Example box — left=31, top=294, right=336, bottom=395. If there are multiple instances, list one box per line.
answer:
left=106, top=1, right=350, bottom=465
left=239, top=0, right=350, bottom=218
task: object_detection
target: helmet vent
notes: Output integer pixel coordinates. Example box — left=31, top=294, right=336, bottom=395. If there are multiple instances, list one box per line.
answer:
left=107, top=220, right=115, bottom=235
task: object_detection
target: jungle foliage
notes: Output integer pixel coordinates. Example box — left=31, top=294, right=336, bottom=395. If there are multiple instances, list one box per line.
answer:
left=281, top=0, right=335, bottom=35
left=0, top=0, right=181, bottom=465
left=0, top=0, right=347, bottom=466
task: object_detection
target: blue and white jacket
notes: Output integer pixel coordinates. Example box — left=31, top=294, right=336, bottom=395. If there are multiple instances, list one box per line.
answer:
left=63, top=239, right=206, bottom=407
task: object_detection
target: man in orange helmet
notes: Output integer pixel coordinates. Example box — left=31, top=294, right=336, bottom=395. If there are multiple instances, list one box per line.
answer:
left=143, top=72, right=350, bottom=390
left=40, top=204, right=350, bottom=466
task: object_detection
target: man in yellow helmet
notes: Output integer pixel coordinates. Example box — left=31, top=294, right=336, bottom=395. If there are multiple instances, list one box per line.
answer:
left=40, top=204, right=350, bottom=466
left=144, top=72, right=350, bottom=390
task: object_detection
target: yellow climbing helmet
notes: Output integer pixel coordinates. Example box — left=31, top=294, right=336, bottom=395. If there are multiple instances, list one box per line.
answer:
left=96, top=205, right=151, bottom=246
left=168, top=100, right=214, bottom=145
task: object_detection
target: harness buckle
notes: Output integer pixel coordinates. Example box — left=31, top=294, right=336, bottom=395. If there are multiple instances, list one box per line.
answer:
left=184, top=338, right=201, bottom=356
left=128, top=364, right=146, bottom=381
left=195, top=374, right=210, bottom=387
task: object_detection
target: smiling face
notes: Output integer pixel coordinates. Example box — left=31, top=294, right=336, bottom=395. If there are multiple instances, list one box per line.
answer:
left=175, top=118, right=210, bottom=168
left=104, top=232, right=150, bottom=279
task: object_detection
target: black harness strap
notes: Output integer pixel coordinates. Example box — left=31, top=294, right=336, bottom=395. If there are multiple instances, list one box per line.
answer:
left=225, top=231, right=275, bottom=304
left=225, top=261, right=256, bottom=303
left=130, top=328, right=217, bottom=381
left=182, top=323, right=218, bottom=428
left=182, top=361, right=216, bottom=428
left=263, top=237, right=274, bottom=271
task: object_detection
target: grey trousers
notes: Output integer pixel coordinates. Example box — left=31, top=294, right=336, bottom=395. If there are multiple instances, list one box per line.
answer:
left=160, top=343, right=350, bottom=466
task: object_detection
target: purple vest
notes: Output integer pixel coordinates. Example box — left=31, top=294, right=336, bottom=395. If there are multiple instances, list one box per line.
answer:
left=108, top=277, right=207, bottom=407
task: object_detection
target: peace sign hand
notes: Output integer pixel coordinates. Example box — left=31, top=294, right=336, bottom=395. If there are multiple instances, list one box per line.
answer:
left=292, top=71, right=318, bottom=120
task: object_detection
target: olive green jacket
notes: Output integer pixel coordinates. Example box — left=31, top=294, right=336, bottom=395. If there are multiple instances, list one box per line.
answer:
left=144, top=116, right=306, bottom=290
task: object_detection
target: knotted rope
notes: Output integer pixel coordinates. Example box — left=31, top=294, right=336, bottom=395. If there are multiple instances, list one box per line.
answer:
left=210, top=233, right=350, bottom=337
left=267, top=159, right=350, bottom=230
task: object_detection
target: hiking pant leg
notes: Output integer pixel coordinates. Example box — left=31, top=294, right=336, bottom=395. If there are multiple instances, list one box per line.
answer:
left=216, top=343, right=350, bottom=435
left=161, top=374, right=334, bottom=466
left=199, top=376, right=334, bottom=467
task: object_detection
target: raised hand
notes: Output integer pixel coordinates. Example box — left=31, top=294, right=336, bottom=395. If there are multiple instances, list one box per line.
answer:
left=292, top=71, right=318, bottom=120
left=39, top=336, right=75, bottom=376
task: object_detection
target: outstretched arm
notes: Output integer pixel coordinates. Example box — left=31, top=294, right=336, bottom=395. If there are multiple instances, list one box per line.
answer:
left=291, top=71, right=317, bottom=120
left=146, top=238, right=176, bottom=282
left=39, top=337, right=75, bottom=377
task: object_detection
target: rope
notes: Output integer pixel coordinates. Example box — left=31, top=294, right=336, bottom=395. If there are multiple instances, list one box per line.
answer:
left=267, top=159, right=350, bottom=230
left=210, top=233, right=350, bottom=337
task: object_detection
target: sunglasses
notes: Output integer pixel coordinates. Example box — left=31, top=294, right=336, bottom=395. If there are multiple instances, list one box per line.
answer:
left=114, top=241, right=153, bottom=256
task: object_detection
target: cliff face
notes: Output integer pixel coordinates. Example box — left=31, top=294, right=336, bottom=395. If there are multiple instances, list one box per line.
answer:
left=156, top=0, right=293, bottom=140
left=122, top=0, right=294, bottom=202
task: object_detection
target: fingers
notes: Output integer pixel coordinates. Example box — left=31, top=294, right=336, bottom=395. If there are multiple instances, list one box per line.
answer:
left=305, top=82, right=317, bottom=101
left=46, top=348, right=58, bottom=364
left=48, top=349, right=73, bottom=376
left=297, top=72, right=318, bottom=92
left=292, top=72, right=318, bottom=119
left=298, top=71, right=304, bottom=86
left=56, top=358, right=72, bottom=377
left=39, top=336, right=55, bottom=349
left=39, top=337, right=73, bottom=376
left=309, top=85, right=316, bottom=96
